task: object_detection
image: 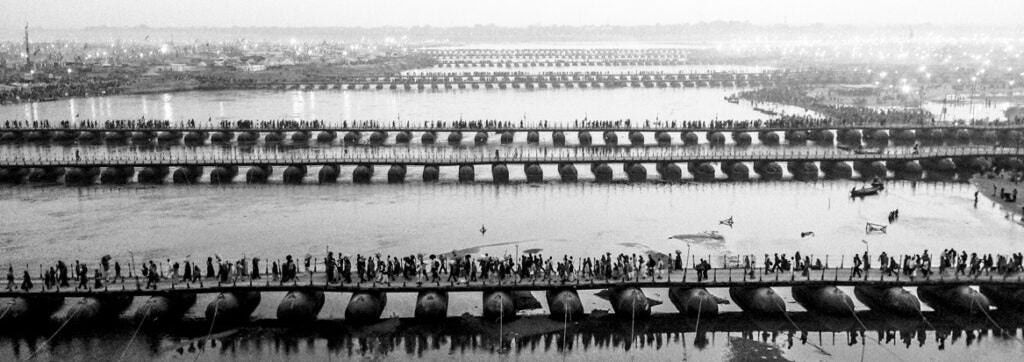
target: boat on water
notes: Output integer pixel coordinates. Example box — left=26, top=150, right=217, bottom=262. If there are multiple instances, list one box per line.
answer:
left=669, top=231, right=726, bottom=249
left=851, top=178, right=885, bottom=197
left=752, top=106, right=777, bottom=116
left=669, top=230, right=724, bottom=241
left=724, top=95, right=740, bottom=104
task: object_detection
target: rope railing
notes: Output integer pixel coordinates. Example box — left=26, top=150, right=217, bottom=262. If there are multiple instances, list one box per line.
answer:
left=1, top=146, right=1020, bottom=168
left=2, top=253, right=1022, bottom=297
left=5, top=122, right=1024, bottom=133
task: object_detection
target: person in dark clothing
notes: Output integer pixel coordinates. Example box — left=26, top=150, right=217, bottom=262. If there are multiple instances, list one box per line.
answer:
left=356, top=255, right=365, bottom=283
left=218, top=262, right=230, bottom=283
left=696, top=260, right=705, bottom=282
left=58, top=261, right=69, bottom=287
left=431, top=256, right=441, bottom=282
left=146, top=261, right=159, bottom=289
left=852, top=254, right=863, bottom=278
left=251, top=258, right=261, bottom=279
left=183, top=261, right=192, bottom=282
left=326, top=252, right=336, bottom=283
left=113, top=262, right=122, bottom=283
left=342, top=257, right=352, bottom=283
left=282, top=255, right=295, bottom=283
left=43, top=268, right=53, bottom=289
left=21, top=271, right=33, bottom=291
left=78, top=268, right=89, bottom=289
left=93, top=270, right=103, bottom=289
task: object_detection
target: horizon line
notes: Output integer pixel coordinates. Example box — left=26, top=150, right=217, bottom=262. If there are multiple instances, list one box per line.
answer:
left=6, top=22, right=1024, bottom=31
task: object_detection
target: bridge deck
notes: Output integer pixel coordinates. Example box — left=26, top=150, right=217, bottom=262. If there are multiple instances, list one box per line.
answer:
left=3, top=147, right=1019, bottom=168
left=4, top=124, right=1024, bottom=134
left=2, top=266, right=1020, bottom=298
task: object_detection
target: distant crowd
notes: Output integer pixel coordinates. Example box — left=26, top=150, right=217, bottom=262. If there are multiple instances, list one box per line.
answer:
left=739, top=86, right=1024, bottom=126
left=0, top=80, right=123, bottom=105
left=4, top=112, right=1021, bottom=132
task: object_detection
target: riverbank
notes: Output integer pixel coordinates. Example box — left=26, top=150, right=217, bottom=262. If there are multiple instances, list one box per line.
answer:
left=973, top=173, right=1024, bottom=225
left=121, top=54, right=436, bottom=95
left=3, top=54, right=437, bottom=103
left=783, top=84, right=1023, bottom=114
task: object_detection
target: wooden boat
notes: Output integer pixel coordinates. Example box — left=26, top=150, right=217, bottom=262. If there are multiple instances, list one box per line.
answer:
left=851, top=180, right=885, bottom=197
left=850, top=186, right=881, bottom=197
left=752, top=107, right=777, bottom=116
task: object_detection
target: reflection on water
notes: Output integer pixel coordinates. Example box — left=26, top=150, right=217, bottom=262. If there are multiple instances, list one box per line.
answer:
left=1, top=88, right=816, bottom=124
left=3, top=312, right=1023, bottom=361
left=161, top=93, right=174, bottom=121
left=922, top=99, right=1021, bottom=121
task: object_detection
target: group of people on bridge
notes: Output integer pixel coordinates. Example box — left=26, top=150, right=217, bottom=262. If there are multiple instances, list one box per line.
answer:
left=8, top=113, right=1018, bottom=133
left=3, top=119, right=180, bottom=130
left=9, top=247, right=1024, bottom=293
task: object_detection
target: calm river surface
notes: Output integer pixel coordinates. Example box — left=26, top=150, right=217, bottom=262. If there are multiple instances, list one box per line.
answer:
left=1, top=85, right=1023, bottom=361
left=0, top=87, right=812, bottom=123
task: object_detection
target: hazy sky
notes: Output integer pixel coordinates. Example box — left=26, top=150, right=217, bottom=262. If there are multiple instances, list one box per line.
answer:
left=2, top=0, right=1022, bottom=29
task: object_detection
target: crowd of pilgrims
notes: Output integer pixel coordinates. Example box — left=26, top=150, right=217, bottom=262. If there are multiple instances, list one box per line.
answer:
left=5, top=110, right=1016, bottom=132
left=8, top=248, right=1024, bottom=292
left=739, top=86, right=1024, bottom=126
left=0, top=80, right=123, bottom=105
left=751, top=249, right=1024, bottom=280
left=5, top=251, right=702, bottom=291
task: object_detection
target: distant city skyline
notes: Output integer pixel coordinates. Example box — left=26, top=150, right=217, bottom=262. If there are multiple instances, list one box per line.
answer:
left=2, top=0, right=1023, bottom=31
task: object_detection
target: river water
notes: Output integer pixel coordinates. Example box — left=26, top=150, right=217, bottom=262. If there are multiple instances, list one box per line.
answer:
left=0, top=87, right=813, bottom=124
left=1, top=85, right=1023, bottom=361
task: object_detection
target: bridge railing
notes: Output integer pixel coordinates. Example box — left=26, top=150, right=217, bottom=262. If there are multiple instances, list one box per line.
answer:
left=3, top=251, right=1023, bottom=296
left=2, top=146, right=1020, bottom=168
left=4, top=122, right=1024, bottom=133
